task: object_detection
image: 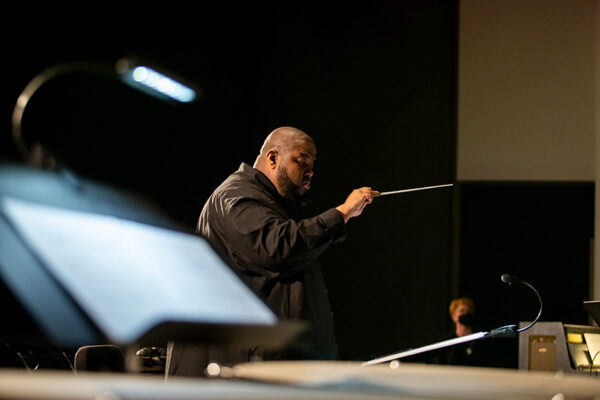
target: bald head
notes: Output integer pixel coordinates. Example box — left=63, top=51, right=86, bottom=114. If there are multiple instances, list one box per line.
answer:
left=254, top=127, right=315, bottom=168
left=254, top=127, right=317, bottom=201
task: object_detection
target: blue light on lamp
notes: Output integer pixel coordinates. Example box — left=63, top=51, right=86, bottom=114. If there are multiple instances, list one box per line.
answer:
left=116, top=59, right=197, bottom=103
left=131, top=66, right=196, bottom=103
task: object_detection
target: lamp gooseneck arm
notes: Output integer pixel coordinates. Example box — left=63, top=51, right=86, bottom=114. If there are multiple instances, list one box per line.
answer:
left=11, top=62, right=113, bottom=168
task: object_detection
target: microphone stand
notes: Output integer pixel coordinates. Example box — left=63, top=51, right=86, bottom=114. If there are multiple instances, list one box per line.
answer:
left=484, top=274, right=543, bottom=338
left=362, top=274, right=543, bottom=367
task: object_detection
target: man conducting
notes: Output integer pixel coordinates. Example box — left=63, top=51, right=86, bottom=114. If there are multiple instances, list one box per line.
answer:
left=167, top=126, right=378, bottom=376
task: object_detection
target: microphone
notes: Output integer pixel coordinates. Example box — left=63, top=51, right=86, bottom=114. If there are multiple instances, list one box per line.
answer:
left=361, top=274, right=544, bottom=365
left=500, top=273, right=521, bottom=284
left=486, top=274, right=543, bottom=338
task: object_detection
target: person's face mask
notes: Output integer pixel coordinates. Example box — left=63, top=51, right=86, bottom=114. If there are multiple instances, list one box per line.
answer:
left=458, top=313, right=475, bottom=326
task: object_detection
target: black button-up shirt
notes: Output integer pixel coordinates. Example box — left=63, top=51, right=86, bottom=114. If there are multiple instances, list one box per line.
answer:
left=199, top=163, right=346, bottom=357
left=167, top=163, right=346, bottom=376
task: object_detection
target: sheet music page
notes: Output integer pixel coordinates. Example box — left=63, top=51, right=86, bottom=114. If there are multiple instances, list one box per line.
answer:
left=584, top=333, right=600, bottom=366
left=2, top=197, right=276, bottom=343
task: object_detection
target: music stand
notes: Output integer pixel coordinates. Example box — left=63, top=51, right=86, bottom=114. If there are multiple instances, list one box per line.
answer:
left=0, top=164, right=303, bottom=350
left=361, top=332, right=488, bottom=366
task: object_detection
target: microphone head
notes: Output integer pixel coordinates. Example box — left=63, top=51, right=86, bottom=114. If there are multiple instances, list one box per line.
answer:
left=501, top=274, right=522, bottom=284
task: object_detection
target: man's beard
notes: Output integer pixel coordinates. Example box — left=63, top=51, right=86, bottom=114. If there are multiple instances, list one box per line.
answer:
left=276, top=165, right=310, bottom=205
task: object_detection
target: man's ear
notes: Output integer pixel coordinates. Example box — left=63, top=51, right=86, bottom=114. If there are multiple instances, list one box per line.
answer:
left=266, top=149, right=279, bottom=169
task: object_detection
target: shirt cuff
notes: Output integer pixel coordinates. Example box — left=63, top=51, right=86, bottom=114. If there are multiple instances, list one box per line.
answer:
left=319, top=208, right=347, bottom=243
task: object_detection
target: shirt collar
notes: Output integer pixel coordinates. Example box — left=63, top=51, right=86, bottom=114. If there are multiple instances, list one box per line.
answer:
left=238, top=162, right=279, bottom=196
left=237, top=163, right=305, bottom=213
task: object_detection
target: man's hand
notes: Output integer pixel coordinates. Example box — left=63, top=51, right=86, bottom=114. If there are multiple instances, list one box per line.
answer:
left=336, top=187, right=380, bottom=223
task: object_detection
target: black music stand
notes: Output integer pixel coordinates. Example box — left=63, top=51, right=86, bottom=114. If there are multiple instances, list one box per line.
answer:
left=0, top=164, right=303, bottom=352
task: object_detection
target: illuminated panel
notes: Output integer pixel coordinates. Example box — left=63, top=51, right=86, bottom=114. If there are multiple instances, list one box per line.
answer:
left=567, top=333, right=584, bottom=343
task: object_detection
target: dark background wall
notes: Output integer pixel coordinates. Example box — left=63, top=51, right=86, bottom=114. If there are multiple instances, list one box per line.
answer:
left=453, top=182, right=595, bottom=368
left=0, top=2, right=479, bottom=362
left=457, top=183, right=594, bottom=328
